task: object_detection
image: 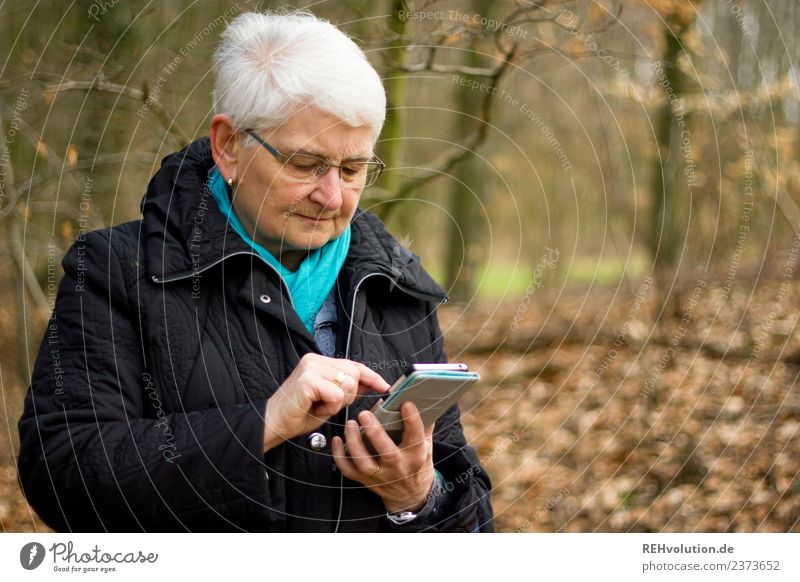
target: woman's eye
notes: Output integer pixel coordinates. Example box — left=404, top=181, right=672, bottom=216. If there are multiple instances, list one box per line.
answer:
left=291, top=161, right=321, bottom=171
left=343, top=164, right=368, bottom=177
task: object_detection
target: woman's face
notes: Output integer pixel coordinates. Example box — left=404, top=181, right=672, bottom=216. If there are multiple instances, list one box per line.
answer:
left=231, top=108, right=374, bottom=269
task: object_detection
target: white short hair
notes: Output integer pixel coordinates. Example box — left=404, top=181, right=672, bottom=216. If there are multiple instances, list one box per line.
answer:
left=212, top=10, right=386, bottom=144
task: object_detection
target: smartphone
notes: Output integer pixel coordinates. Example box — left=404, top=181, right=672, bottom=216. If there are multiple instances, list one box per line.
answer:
left=402, top=363, right=469, bottom=373
left=344, top=363, right=480, bottom=456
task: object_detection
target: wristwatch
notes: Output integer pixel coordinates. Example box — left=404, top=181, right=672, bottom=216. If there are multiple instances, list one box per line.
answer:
left=386, top=510, right=420, bottom=524
left=385, top=470, right=446, bottom=525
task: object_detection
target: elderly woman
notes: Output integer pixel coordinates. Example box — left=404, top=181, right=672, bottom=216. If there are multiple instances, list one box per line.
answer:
left=18, top=11, right=493, bottom=532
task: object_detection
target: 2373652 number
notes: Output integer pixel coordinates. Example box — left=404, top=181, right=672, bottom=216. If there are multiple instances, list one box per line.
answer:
left=729, top=560, right=780, bottom=571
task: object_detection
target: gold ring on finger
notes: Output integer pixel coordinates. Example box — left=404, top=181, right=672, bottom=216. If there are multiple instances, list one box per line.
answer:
left=368, top=463, right=381, bottom=478
left=332, top=370, right=348, bottom=387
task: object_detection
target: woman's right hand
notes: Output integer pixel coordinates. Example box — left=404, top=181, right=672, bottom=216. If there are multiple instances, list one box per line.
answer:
left=262, top=353, right=390, bottom=452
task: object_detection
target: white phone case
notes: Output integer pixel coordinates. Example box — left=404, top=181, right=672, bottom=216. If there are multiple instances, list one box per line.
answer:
left=349, top=369, right=480, bottom=456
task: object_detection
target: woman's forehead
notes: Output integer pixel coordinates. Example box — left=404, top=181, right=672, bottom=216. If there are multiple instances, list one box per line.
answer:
left=272, top=130, right=373, bottom=159
left=269, top=108, right=374, bottom=157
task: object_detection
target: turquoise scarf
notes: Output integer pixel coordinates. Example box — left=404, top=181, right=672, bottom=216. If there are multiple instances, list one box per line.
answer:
left=208, top=167, right=350, bottom=333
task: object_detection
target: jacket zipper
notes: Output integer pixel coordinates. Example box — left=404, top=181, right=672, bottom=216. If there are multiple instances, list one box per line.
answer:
left=343, top=272, right=448, bottom=359
left=336, top=272, right=447, bottom=531
left=150, top=250, right=295, bottom=307
left=154, top=257, right=446, bottom=359
left=151, top=254, right=446, bottom=324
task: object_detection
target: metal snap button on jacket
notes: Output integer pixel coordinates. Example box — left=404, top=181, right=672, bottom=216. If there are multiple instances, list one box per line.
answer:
left=259, top=294, right=271, bottom=304
left=307, top=432, right=327, bottom=450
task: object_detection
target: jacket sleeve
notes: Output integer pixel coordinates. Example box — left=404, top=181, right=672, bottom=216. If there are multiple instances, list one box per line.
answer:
left=17, top=229, right=278, bottom=532
left=386, top=300, right=495, bottom=532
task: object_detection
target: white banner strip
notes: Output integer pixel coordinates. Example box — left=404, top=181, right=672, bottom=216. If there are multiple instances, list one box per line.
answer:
left=2, top=533, right=798, bottom=581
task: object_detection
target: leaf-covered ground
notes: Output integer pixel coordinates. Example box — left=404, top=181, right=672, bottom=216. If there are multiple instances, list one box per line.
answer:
left=2, top=277, right=798, bottom=532
left=444, top=277, right=800, bottom=532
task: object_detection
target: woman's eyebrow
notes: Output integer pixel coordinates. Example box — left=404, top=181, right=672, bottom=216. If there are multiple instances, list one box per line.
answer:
left=292, top=147, right=372, bottom=161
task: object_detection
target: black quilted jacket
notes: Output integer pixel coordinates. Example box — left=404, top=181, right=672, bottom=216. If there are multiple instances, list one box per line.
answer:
left=17, top=138, right=494, bottom=532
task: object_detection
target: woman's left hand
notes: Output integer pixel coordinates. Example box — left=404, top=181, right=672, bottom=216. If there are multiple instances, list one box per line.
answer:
left=332, top=401, right=435, bottom=513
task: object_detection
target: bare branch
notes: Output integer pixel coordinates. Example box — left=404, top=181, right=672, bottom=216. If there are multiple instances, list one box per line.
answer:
left=0, top=152, right=157, bottom=221
left=0, top=99, right=71, bottom=174
left=8, top=214, right=49, bottom=317
left=599, top=70, right=797, bottom=116
left=492, top=0, right=556, bottom=53
left=534, top=2, right=623, bottom=35
left=28, top=201, right=105, bottom=234
left=42, top=72, right=190, bottom=145
left=389, top=58, right=501, bottom=77
left=0, top=72, right=62, bottom=88
left=381, top=42, right=518, bottom=219
left=0, top=98, right=77, bottom=220
left=1, top=71, right=190, bottom=146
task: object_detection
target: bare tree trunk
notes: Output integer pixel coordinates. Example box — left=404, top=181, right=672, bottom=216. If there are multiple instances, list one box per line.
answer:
left=444, top=55, right=483, bottom=299
left=650, top=9, right=696, bottom=310
left=377, top=0, right=409, bottom=233
left=651, top=28, right=683, bottom=274
left=443, top=0, right=493, bottom=301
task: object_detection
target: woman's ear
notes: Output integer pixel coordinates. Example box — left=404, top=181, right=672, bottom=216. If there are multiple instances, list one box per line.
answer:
left=209, top=114, right=239, bottom=183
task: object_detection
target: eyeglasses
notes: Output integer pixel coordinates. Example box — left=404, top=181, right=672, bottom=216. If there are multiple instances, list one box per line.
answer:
left=244, top=129, right=385, bottom=188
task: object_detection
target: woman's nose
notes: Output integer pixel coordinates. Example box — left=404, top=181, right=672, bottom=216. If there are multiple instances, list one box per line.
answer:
left=311, top=166, right=343, bottom=210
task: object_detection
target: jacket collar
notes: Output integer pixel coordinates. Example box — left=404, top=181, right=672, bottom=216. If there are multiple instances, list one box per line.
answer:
left=141, top=137, right=447, bottom=302
left=343, top=209, right=447, bottom=303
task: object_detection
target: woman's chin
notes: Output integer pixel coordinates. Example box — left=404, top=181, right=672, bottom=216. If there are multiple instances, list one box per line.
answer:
left=281, top=232, right=335, bottom=252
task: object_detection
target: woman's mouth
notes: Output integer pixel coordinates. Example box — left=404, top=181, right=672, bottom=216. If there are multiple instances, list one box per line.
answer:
left=294, top=213, right=333, bottom=223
